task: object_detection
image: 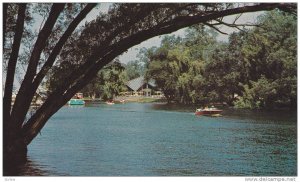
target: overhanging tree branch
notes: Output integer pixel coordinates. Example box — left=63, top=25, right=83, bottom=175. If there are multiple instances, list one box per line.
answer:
left=37, top=4, right=161, bottom=96
left=204, top=22, right=228, bottom=35
left=277, top=3, right=297, bottom=15
left=3, top=3, right=8, bottom=49
left=3, top=3, right=27, bottom=122
left=232, top=13, right=243, bottom=24
left=11, top=3, right=98, bottom=124
left=11, top=3, right=97, bottom=131
left=32, top=3, right=97, bottom=88
left=22, top=4, right=66, bottom=82
left=11, top=3, right=65, bottom=128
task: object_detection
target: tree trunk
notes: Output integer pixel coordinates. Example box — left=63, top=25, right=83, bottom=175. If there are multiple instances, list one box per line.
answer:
left=3, top=4, right=26, bottom=123
left=290, top=96, right=296, bottom=109
left=3, top=4, right=28, bottom=175
left=11, top=4, right=65, bottom=130
left=3, top=3, right=8, bottom=48
left=3, top=123, right=28, bottom=176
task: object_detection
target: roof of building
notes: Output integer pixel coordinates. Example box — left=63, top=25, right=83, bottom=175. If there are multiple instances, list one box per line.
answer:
left=126, top=76, right=156, bottom=91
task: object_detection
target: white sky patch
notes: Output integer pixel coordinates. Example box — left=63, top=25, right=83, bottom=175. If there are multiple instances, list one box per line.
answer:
left=119, top=28, right=187, bottom=63
left=79, top=3, right=111, bottom=27
left=215, top=12, right=263, bottom=42
left=117, top=11, right=263, bottom=64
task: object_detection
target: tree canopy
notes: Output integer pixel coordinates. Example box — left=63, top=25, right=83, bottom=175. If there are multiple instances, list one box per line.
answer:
left=79, top=61, right=127, bottom=100
left=144, top=10, right=297, bottom=108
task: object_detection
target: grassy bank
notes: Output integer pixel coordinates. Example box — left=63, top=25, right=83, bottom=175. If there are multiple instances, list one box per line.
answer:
left=115, top=96, right=166, bottom=103
left=83, top=96, right=166, bottom=103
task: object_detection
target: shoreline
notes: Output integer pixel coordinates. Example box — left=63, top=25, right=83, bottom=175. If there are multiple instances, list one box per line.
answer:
left=83, top=96, right=166, bottom=103
left=81, top=97, right=296, bottom=111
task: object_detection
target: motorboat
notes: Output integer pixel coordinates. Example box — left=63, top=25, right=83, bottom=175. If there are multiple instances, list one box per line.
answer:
left=106, top=101, right=115, bottom=105
left=195, top=107, right=222, bottom=116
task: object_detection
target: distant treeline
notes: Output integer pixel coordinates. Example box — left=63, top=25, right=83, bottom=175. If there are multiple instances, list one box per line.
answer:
left=141, top=11, right=297, bottom=109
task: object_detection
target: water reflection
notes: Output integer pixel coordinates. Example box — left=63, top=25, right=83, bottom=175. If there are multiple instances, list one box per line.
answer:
left=151, top=103, right=297, bottom=123
left=4, top=157, right=68, bottom=176
left=222, top=108, right=297, bottom=123
left=4, top=157, right=48, bottom=176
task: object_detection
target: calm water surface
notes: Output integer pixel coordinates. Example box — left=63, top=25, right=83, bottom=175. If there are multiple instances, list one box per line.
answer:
left=23, top=102, right=296, bottom=176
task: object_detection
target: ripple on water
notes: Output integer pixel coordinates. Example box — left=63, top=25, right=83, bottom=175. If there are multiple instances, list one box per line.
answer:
left=23, top=103, right=297, bottom=176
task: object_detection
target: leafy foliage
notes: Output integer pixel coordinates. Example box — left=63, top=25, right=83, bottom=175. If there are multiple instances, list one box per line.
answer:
left=144, top=11, right=297, bottom=108
left=233, top=11, right=297, bottom=108
left=48, top=61, right=127, bottom=100
left=145, top=27, right=213, bottom=104
left=124, top=60, right=145, bottom=80
left=81, top=61, right=127, bottom=100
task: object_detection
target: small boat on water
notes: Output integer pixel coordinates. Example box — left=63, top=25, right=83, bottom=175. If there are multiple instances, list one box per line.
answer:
left=106, top=101, right=115, bottom=105
left=68, top=99, right=85, bottom=105
left=195, top=107, right=222, bottom=116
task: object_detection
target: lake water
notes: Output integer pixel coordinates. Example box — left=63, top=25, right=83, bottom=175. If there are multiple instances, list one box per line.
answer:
left=18, top=102, right=297, bottom=176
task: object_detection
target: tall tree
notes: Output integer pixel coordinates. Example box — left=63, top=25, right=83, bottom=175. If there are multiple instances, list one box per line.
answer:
left=145, top=29, right=213, bottom=104
left=3, top=4, right=26, bottom=122
left=124, top=60, right=145, bottom=80
left=78, top=61, right=127, bottom=100
left=204, top=10, right=297, bottom=109
left=3, top=3, right=295, bottom=174
left=3, top=3, right=97, bottom=173
left=204, top=32, right=248, bottom=105
left=234, top=10, right=297, bottom=108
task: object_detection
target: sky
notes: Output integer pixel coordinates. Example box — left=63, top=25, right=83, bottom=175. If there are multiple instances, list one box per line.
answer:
left=80, top=3, right=263, bottom=64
